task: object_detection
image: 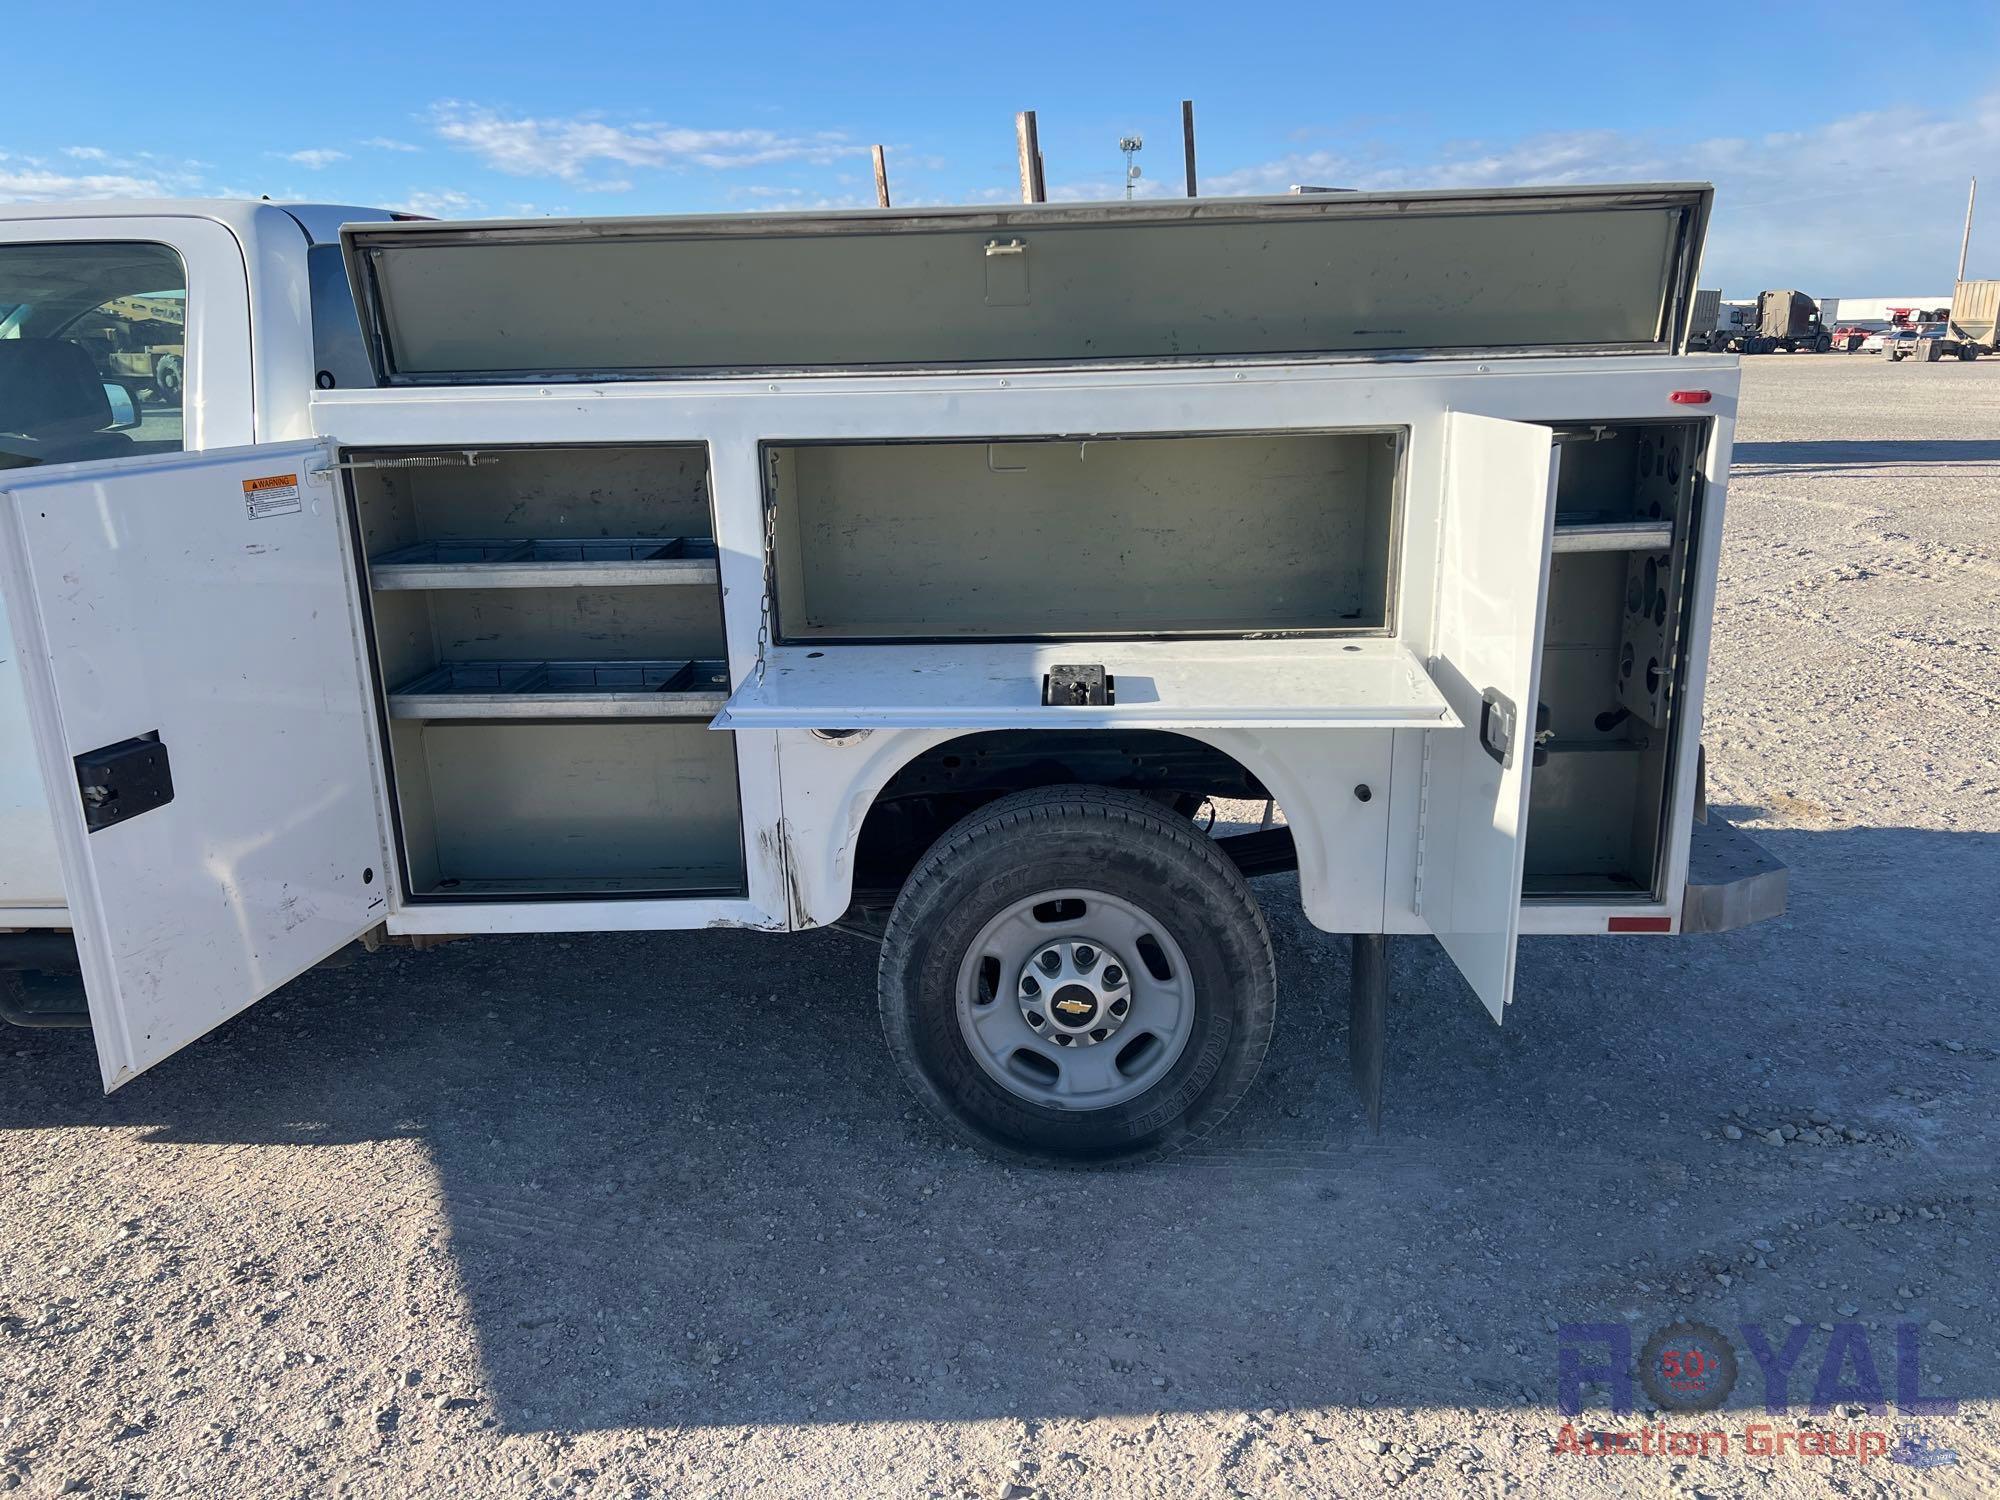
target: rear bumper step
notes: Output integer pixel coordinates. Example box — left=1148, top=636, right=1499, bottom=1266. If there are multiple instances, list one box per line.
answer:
left=1680, top=815, right=1788, bottom=934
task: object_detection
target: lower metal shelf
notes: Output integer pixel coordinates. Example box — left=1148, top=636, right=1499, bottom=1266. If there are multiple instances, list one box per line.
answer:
left=387, top=659, right=731, bottom=719
left=369, top=536, right=719, bottom=590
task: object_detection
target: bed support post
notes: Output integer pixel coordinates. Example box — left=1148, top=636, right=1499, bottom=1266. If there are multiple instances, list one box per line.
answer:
left=1349, top=932, right=1389, bottom=1134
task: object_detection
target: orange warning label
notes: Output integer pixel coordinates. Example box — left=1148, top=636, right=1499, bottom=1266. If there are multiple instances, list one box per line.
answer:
left=242, top=473, right=302, bottom=519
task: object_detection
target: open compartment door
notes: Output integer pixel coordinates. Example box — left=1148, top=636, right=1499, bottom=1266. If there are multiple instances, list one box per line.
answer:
left=0, top=441, right=391, bottom=1088
left=1420, top=414, right=1559, bottom=1021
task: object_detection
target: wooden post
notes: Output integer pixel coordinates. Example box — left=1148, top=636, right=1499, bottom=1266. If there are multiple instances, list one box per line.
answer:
left=1015, top=111, right=1043, bottom=203
left=1181, top=99, right=1197, bottom=198
left=871, top=145, right=891, bottom=209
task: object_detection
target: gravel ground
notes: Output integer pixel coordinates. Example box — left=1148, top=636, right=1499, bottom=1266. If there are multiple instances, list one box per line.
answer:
left=1, top=355, right=1995, bottom=1498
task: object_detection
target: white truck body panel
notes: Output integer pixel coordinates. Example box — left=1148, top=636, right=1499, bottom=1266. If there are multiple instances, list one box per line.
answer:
left=0, top=190, right=1767, bottom=1091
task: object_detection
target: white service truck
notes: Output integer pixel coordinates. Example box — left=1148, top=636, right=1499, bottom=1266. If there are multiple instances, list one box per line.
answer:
left=0, top=187, right=1784, bottom=1164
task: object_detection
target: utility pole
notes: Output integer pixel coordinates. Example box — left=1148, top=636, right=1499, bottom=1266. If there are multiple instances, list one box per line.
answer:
left=1181, top=99, right=1198, bottom=197
left=1015, top=112, right=1045, bottom=203
left=871, top=145, right=891, bottom=208
left=1957, top=177, right=1977, bottom=284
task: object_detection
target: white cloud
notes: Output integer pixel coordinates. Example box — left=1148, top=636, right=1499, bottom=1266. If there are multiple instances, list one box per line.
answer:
left=1191, top=94, right=2000, bottom=292
left=725, top=184, right=875, bottom=212
left=362, top=137, right=421, bottom=153
left=394, top=188, right=483, bottom=218
left=428, top=101, right=866, bottom=180
left=62, top=146, right=110, bottom=161
left=0, top=153, right=180, bottom=202
left=281, top=148, right=348, bottom=169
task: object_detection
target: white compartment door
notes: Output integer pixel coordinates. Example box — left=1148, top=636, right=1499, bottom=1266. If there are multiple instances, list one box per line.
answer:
left=0, top=441, right=390, bottom=1089
left=1420, top=413, right=1558, bottom=1021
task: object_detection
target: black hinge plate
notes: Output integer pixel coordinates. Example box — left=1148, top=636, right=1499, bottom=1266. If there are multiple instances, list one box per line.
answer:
left=1042, top=664, right=1114, bottom=706
left=74, top=732, right=174, bottom=833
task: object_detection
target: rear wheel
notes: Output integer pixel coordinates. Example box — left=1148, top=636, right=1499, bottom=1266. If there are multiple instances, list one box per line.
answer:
left=878, top=786, right=1275, bottom=1166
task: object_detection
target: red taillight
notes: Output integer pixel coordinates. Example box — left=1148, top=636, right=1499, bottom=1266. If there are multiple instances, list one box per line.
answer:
left=1608, top=916, right=1674, bottom=933
left=1670, top=389, right=1712, bottom=405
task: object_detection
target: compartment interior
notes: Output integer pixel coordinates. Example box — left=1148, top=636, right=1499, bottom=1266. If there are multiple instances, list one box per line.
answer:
left=347, top=445, right=745, bottom=900
left=767, top=430, right=1401, bottom=640
left=1525, top=420, right=1704, bottom=899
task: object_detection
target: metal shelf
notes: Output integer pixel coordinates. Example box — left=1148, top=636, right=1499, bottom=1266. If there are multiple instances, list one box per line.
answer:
left=388, top=659, right=731, bottom=719
left=369, top=536, right=719, bottom=590
left=1551, top=521, right=1672, bottom=554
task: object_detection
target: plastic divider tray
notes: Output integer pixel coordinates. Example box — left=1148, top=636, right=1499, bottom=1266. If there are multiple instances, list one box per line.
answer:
left=388, top=658, right=732, bottom=719
left=369, top=536, right=719, bottom=589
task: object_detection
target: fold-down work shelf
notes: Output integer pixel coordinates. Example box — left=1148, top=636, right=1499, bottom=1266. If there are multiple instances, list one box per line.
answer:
left=714, top=639, right=1459, bottom=731
left=369, top=536, right=719, bottom=590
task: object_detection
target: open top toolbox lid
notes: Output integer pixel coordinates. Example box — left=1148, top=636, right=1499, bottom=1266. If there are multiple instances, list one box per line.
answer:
left=342, top=184, right=1712, bottom=384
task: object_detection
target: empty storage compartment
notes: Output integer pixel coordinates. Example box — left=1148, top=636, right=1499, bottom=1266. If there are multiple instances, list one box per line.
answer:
left=388, top=720, right=745, bottom=898
left=766, top=430, right=1401, bottom=640
left=346, top=444, right=747, bottom=902
left=348, top=443, right=728, bottom=714
left=369, top=586, right=728, bottom=714
left=1526, top=419, right=1705, bottom=898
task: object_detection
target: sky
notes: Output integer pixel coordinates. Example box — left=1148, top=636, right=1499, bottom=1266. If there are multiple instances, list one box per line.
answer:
left=4, top=1, right=1997, bottom=296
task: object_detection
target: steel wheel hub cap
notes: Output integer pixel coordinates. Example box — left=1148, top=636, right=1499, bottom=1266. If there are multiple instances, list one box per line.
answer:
left=1017, top=938, right=1131, bottom=1046
left=954, top=888, right=1196, bottom=1112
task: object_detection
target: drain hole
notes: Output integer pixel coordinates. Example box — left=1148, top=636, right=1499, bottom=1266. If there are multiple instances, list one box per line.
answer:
left=1116, top=1033, right=1162, bottom=1074
left=1012, top=1050, right=1059, bottom=1084
left=1135, top=934, right=1173, bottom=982
left=1033, top=897, right=1086, bottom=923
left=976, top=956, right=1001, bottom=1006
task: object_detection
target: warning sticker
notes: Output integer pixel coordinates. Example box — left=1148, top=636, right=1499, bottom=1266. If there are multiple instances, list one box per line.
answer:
left=243, top=473, right=302, bottom=519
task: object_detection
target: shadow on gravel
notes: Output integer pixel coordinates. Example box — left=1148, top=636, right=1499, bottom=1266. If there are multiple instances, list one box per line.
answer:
left=1732, top=438, right=2000, bottom=474
left=0, top=812, right=1994, bottom=1430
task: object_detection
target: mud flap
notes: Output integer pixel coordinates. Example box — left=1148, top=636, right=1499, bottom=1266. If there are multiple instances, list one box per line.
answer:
left=1349, top=933, right=1388, bottom=1134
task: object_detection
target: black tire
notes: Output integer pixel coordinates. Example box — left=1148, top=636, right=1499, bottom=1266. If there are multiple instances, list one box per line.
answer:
left=878, top=785, right=1275, bottom=1166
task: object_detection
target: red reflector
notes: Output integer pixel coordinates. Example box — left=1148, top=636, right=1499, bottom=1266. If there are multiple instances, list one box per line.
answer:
left=1669, top=389, right=1712, bottom=405
left=1608, top=916, right=1673, bottom=933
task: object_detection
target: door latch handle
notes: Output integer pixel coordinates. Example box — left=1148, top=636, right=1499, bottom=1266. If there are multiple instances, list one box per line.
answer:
left=1479, top=689, right=1518, bottom=770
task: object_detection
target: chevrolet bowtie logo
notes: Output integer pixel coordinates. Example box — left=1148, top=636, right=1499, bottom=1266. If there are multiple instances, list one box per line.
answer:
left=1054, top=998, right=1093, bottom=1016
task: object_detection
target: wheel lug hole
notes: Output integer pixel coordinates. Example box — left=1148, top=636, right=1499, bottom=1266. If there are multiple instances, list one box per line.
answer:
left=1101, top=965, right=1123, bottom=986
left=1109, top=997, right=1129, bottom=1016
left=1053, top=1034, right=1073, bottom=1046
left=1020, top=974, right=1040, bottom=996
left=1073, top=945, right=1096, bottom=968
left=1026, top=1012, right=1045, bottom=1028
left=1089, top=1028, right=1109, bottom=1042
left=1038, top=952, right=1061, bottom=976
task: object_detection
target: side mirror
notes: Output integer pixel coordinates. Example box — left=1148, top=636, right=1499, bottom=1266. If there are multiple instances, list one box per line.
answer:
left=102, top=382, right=140, bottom=431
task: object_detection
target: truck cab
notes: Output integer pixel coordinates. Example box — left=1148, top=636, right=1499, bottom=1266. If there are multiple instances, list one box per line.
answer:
left=1, top=200, right=395, bottom=933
